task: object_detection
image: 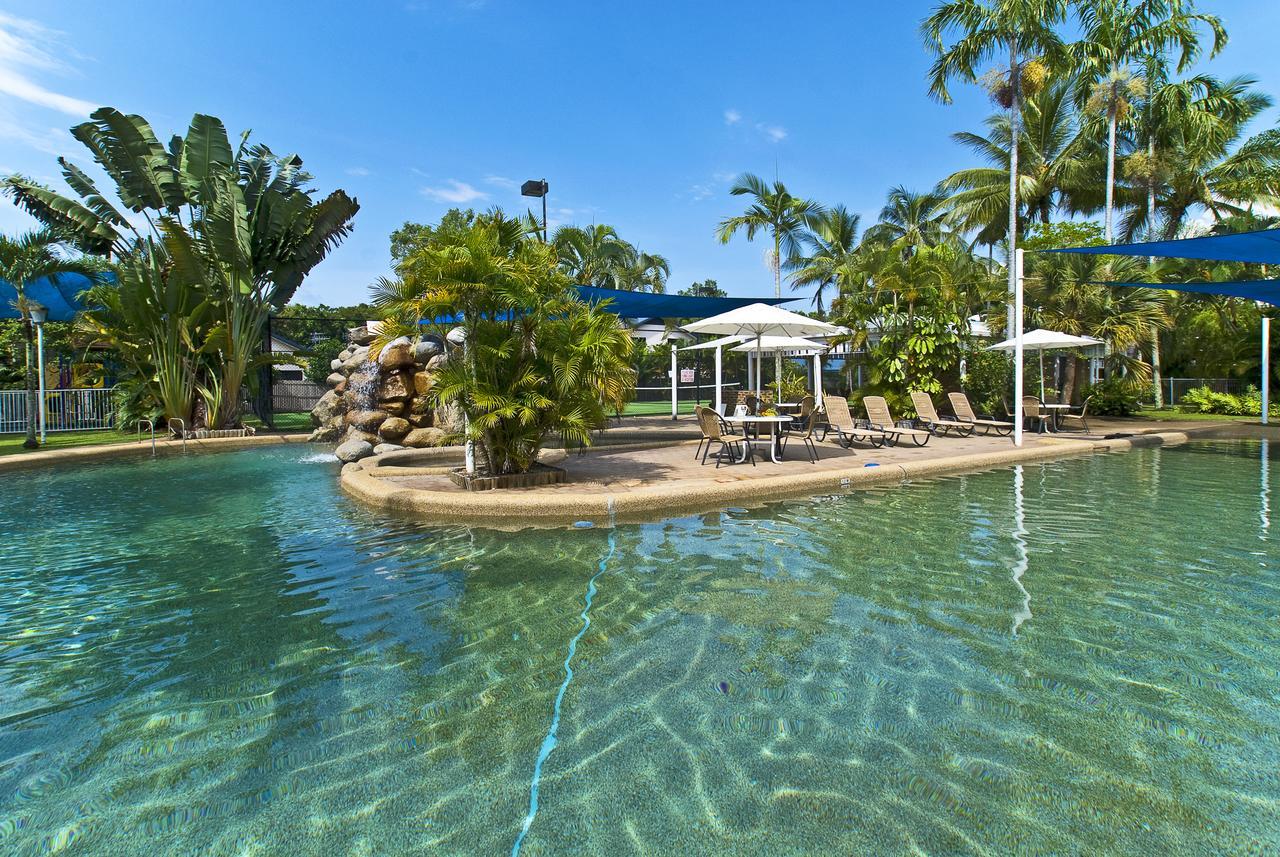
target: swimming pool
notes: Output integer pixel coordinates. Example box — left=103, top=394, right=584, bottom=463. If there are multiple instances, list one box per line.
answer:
left=1, top=442, right=1276, bottom=855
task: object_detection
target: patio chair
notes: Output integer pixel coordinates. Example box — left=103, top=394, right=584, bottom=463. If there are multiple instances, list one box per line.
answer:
left=1056, top=396, right=1093, bottom=433
left=820, top=395, right=879, bottom=449
left=910, top=391, right=972, bottom=437
left=781, top=410, right=821, bottom=463
left=863, top=396, right=932, bottom=447
left=947, top=392, right=1014, bottom=437
left=1022, top=396, right=1049, bottom=433
left=693, top=405, right=711, bottom=460
left=698, top=407, right=751, bottom=468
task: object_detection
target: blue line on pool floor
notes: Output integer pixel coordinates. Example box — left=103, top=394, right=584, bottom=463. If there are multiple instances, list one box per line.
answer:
left=511, top=527, right=618, bottom=856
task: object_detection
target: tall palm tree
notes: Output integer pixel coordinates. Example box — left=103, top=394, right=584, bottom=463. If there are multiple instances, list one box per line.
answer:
left=716, top=173, right=823, bottom=298
left=716, top=173, right=823, bottom=389
left=790, top=205, right=860, bottom=313
left=941, top=79, right=1099, bottom=244
left=1072, top=0, right=1226, bottom=242
left=863, top=186, right=952, bottom=253
left=1121, top=76, right=1277, bottom=240
left=923, top=0, right=1070, bottom=331
left=0, top=230, right=101, bottom=448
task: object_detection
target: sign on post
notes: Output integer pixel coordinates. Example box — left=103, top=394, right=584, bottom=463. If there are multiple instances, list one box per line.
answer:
left=679, top=369, right=695, bottom=384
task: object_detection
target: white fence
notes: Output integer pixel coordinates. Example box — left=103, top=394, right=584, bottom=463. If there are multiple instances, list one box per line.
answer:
left=0, top=386, right=116, bottom=434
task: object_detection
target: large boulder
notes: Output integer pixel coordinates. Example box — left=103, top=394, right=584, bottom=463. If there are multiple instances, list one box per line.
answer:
left=425, top=354, right=447, bottom=371
left=325, top=371, right=345, bottom=387
left=348, top=409, right=389, bottom=431
left=372, top=442, right=406, bottom=455
left=341, top=346, right=371, bottom=372
left=379, top=336, right=415, bottom=370
left=348, top=325, right=377, bottom=346
left=412, top=371, right=433, bottom=397
left=311, top=389, right=344, bottom=424
left=403, top=427, right=447, bottom=448
left=378, top=416, right=411, bottom=442
left=414, top=339, right=442, bottom=362
left=308, top=422, right=343, bottom=442
left=342, top=427, right=379, bottom=446
left=335, top=439, right=374, bottom=463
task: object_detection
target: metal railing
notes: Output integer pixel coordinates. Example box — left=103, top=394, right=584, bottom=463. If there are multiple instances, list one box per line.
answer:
left=1164, top=377, right=1241, bottom=405
left=0, top=386, right=116, bottom=434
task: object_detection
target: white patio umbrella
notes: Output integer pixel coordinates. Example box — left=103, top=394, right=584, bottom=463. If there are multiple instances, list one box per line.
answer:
left=729, top=335, right=826, bottom=353
left=683, top=303, right=840, bottom=398
left=986, top=328, right=1103, bottom=401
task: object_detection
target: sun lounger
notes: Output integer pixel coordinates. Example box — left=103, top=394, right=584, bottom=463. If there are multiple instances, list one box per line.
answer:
left=947, top=392, right=1014, bottom=437
left=820, top=396, right=889, bottom=449
left=909, top=391, right=973, bottom=437
left=862, top=396, right=932, bottom=447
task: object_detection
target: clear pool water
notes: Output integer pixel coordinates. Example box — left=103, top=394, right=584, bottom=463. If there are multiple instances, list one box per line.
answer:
left=1, top=442, right=1277, bottom=855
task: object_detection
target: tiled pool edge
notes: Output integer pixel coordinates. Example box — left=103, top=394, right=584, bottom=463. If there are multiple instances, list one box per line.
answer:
left=339, top=426, right=1237, bottom=528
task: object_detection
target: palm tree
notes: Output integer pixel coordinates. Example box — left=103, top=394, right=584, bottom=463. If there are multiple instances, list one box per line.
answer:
left=941, top=79, right=1099, bottom=244
left=551, top=224, right=634, bottom=288
left=1025, top=251, right=1168, bottom=402
left=616, top=250, right=670, bottom=293
left=0, top=230, right=101, bottom=448
left=1121, top=77, right=1277, bottom=240
left=923, top=0, right=1070, bottom=331
left=790, top=205, right=860, bottom=313
left=1072, top=0, right=1226, bottom=242
left=716, top=173, right=823, bottom=297
left=863, top=186, right=952, bottom=253
left=716, top=173, right=823, bottom=390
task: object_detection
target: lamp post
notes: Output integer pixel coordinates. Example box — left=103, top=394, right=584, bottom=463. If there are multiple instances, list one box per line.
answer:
left=29, top=302, right=48, bottom=445
left=520, top=179, right=549, bottom=242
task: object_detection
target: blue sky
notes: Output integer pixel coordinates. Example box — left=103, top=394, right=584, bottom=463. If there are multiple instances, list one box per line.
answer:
left=1, top=0, right=1277, bottom=307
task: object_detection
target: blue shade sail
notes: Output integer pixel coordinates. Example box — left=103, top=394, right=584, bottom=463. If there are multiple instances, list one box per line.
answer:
left=0, top=273, right=99, bottom=322
left=1046, top=228, right=1280, bottom=265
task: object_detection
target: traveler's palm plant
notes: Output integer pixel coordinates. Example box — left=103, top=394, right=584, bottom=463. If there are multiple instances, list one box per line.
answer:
left=374, top=215, right=635, bottom=476
left=4, top=108, right=358, bottom=428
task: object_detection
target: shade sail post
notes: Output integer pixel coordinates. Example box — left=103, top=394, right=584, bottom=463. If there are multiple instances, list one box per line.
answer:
left=670, top=343, right=679, bottom=421
left=714, top=343, right=724, bottom=415
left=1014, top=249, right=1025, bottom=448
left=1263, top=314, right=1271, bottom=426
left=813, top=353, right=823, bottom=409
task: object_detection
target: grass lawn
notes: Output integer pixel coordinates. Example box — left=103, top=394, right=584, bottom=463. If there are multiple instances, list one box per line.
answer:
left=622, top=400, right=703, bottom=417
left=1, top=412, right=313, bottom=458
left=0, top=429, right=138, bottom=457
left=1133, top=408, right=1259, bottom=422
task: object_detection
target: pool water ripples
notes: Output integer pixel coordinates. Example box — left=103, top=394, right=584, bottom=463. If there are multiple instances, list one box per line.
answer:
left=0, top=442, right=1277, bottom=855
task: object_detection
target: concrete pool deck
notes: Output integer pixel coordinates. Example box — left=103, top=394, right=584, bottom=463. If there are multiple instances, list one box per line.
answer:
left=341, top=416, right=1272, bottom=527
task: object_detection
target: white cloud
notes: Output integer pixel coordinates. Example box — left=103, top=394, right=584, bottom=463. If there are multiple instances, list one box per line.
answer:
left=758, top=123, right=787, bottom=143
left=345, top=166, right=371, bottom=177
left=0, top=13, right=94, bottom=116
left=420, top=179, right=488, bottom=204
left=484, top=174, right=517, bottom=189
left=723, top=108, right=741, bottom=126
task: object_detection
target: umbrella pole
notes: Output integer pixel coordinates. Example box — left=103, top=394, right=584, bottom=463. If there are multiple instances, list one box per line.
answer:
left=1039, top=350, right=1045, bottom=402
left=755, top=335, right=762, bottom=397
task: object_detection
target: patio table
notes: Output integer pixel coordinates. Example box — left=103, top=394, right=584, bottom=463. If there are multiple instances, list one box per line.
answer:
left=722, top=414, right=793, bottom=463
left=1039, top=403, right=1071, bottom=431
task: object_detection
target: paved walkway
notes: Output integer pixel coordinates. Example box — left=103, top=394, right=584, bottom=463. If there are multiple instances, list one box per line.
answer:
left=344, top=417, right=1264, bottom=527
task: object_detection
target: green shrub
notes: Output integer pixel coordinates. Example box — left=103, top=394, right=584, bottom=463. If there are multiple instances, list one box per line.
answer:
left=302, top=338, right=345, bottom=384
left=1081, top=377, right=1142, bottom=416
left=1180, top=384, right=1279, bottom=417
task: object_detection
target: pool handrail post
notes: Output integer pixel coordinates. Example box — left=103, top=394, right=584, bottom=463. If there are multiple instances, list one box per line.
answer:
left=670, top=342, right=678, bottom=421
left=1014, top=248, right=1024, bottom=448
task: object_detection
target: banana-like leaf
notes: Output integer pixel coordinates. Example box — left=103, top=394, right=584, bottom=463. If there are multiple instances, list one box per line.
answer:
left=58, top=158, right=130, bottom=228
left=3, top=177, right=120, bottom=254
left=180, top=114, right=234, bottom=204
left=72, top=108, right=185, bottom=213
